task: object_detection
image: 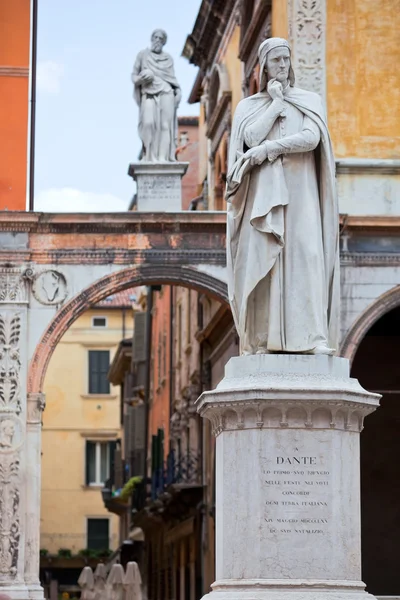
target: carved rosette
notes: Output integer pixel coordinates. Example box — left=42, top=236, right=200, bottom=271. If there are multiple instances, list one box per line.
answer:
left=32, top=270, right=68, bottom=305
left=288, top=0, right=326, bottom=100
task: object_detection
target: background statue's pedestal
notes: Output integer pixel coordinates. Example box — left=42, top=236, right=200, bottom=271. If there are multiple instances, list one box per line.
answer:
left=197, top=354, right=380, bottom=600
left=128, top=161, right=189, bottom=211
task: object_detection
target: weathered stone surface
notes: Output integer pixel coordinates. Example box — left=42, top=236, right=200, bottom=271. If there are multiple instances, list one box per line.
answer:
left=128, top=162, right=189, bottom=211
left=196, top=354, right=380, bottom=600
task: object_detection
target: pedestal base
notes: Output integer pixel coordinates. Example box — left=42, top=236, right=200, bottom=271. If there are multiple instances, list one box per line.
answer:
left=0, top=584, right=43, bottom=600
left=197, top=355, right=380, bottom=600
left=203, top=579, right=376, bottom=600
left=128, top=161, right=189, bottom=211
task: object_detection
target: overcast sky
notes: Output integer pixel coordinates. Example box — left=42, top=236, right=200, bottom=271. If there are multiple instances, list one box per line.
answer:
left=34, top=0, right=200, bottom=212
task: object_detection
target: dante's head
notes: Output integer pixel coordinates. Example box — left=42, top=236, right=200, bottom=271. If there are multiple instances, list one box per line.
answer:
left=258, top=38, right=295, bottom=91
left=151, top=29, right=167, bottom=53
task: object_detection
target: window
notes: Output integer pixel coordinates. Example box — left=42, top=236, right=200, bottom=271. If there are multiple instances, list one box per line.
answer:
left=92, top=316, right=107, bottom=328
left=85, top=441, right=110, bottom=485
left=179, top=131, right=189, bottom=146
left=88, top=350, right=110, bottom=394
left=87, top=518, right=109, bottom=551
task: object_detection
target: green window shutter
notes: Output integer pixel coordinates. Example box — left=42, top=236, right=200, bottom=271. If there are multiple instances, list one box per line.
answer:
left=85, top=441, right=90, bottom=485
left=86, top=441, right=96, bottom=485
left=108, top=440, right=117, bottom=485
left=133, top=313, right=147, bottom=363
left=87, top=518, right=109, bottom=551
left=88, top=350, right=110, bottom=394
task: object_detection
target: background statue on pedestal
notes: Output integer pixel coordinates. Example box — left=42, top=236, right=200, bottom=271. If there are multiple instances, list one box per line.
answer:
left=226, top=38, right=340, bottom=356
left=132, top=29, right=181, bottom=162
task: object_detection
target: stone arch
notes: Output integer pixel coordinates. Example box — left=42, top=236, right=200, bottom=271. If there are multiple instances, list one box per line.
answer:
left=340, top=284, right=400, bottom=363
left=28, top=263, right=228, bottom=394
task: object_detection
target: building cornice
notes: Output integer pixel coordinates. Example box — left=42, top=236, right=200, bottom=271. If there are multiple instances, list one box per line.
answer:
left=0, top=66, right=29, bottom=77
left=336, top=158, right=400, bottom=175
left=182, top=0, right=236, bottom=70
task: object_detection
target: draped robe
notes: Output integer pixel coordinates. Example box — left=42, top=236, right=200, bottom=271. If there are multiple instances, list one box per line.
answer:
left=226, top=86, right=340, bottom=354
left=133, top=49, right=180, bottom=161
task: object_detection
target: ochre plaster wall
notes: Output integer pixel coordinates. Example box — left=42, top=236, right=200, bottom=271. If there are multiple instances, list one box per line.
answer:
left=272, top=0, right=289, bottom=38
left=327, top=0, right=400, bottom=158
left=0, top=1, right=30, bottom=210
left=224, top=26, right=242, bottom=114
left=41, top=307, right=133, bottom=554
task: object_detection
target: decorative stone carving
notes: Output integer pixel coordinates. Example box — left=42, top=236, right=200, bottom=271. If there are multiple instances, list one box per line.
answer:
left=32, top=270, right=67, bottom=305
left=198, top=355, right=378, bottom=436
left=0, top=450, right=20, bottom=578
left=0, top=415, right=23, bottom=453
left=0, top=313, right=22, bottom=414
left=0, top=268, right=29, bottom=304
left=27, top=393, right=46, bottom=425
left=288, top=0, right=326, bottom=99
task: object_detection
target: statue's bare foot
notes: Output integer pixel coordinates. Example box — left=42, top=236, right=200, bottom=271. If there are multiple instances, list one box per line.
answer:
left=256, top=346, right=270, bottom=355
left=311, top=345, right=335, bottom=356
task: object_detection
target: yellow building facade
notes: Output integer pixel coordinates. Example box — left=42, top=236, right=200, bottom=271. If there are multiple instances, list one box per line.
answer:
left=40, top=298, right=134, bottom=562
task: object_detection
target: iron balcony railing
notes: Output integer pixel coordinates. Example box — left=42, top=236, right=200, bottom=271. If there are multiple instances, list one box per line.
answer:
left=150, top=448, right=201, bottom=501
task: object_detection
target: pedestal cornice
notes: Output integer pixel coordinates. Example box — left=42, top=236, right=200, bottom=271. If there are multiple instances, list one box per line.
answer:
left=197, top=355, right=380, bottom=435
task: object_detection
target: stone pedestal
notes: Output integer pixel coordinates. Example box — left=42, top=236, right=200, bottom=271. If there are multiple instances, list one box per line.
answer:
left=128, top=162, right=189, bottom=211
left=196, top=354, right=380, bottom=600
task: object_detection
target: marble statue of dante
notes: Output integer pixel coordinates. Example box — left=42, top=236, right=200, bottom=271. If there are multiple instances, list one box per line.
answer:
left=226, top=38, right=340, bottom=356
left=132, top=29, right=181, bottom=162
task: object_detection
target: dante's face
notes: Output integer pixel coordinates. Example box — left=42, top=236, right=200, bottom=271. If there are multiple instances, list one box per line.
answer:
left=265, top=47, right=290, bottom=83
left=151, top=31, right=165, bottom=54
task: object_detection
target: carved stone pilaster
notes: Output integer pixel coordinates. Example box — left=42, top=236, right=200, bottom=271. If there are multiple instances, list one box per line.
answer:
left=288, top=0, right=327, bottom=102
left=0, top=449, right=20, bottom=579
left=0, top=312, right=22, bottom=416
left=0, top=271, right=28, bottom=589
left=0, top=268, right=31, bottom=305
left=25, top=393, right=46, bottom=593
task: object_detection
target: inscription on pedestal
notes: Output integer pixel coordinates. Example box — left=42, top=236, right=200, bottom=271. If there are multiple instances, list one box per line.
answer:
left=262, top=445, right=332, bottom=540
left=136, top=175, right=182, bottom=210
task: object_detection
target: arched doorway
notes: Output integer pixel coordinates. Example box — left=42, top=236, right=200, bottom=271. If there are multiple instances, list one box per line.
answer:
left=351, top=305, right=400, bottom=595
left=28, top=263, right=228, bottom=394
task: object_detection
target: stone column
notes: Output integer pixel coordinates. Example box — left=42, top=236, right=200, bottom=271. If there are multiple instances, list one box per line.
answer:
left=196, top=354, right=380, bottom=600
left=0, top=268, right=31, bottom=599
left=25, top=393, right=46, bottom=599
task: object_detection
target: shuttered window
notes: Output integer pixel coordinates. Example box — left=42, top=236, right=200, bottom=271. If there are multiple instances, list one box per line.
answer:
left=88, top=350, right=110, bottom=394
left=87, top=518, right=109, bottom=551
left=85, top=440, right=116, bottom=485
